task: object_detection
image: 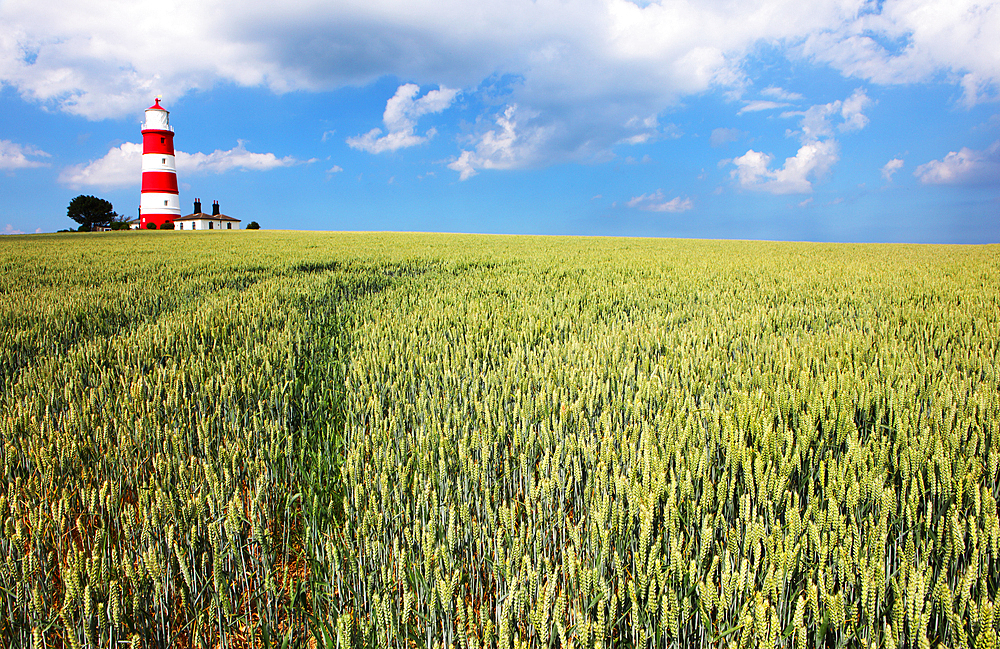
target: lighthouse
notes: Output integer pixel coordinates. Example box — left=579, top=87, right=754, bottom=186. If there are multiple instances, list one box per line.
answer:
left=139, top=98, right=180, bottom=229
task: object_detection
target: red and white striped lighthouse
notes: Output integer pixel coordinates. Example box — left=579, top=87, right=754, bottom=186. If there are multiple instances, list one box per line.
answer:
left=139, top=98, right=180, bottom=229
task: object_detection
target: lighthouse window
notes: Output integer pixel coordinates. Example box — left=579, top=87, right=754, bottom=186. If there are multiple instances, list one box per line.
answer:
left=160, top=137, right=165, bottom=144
left=164, top=200, right=169, bottom=206
left=161, top=158, right=166, bottom=164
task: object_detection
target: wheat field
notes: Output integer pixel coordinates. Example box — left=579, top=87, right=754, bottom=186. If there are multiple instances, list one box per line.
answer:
left=1, top=231, right=998, bottom=648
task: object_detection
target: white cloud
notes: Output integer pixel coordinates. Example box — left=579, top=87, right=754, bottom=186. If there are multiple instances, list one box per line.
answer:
left=59, top=141, right=303, bottom=189
left=729, top=89, right=869, bottom=193
left=882, top=158, right=904, bottom=181
left=795, top=89, right=871, bottom=139
left=622, top=154, right=653, bottom=164
left=58, top=142, right=140, bottom=188
left=761, top=86, right=803, bottom=101
left=626, top=189, right=694, bottom=213
left=448, top=104, right=555, bottom=180
left=731, top=139, right=840, bottom=194
left=347, top=83, right=458, bottom=153
left=838, top=89, right=871, bottom=132
left=0, top=139, right=50, bottom=170
left=1, top=0, right=997, bottom=170
left=739, top=100, right=790, bottom=114
left=180, top=141, right=305, bottom=174
left=800, top=0, right=1000, bottom=106
left=2, top=224, right=41, bottom=234
left=618, top=115, right=664, bottom=145
left=327, top=165, right=343, bottom=173
left=619, top=133, right=655, bottom=145
left=914, top=141, right=1000, bottom=185
left=974, top=114, right=1000, bottom=132
left=710, top=127, right=743, bottom=147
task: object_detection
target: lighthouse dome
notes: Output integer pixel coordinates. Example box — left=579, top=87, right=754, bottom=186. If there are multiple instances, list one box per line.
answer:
left=142, top=98, right=172, bottom=132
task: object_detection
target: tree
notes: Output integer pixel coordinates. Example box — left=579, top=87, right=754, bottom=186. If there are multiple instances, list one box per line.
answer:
left=109, top=212, right=132, bottom=230
left=246, top=221, right=260, bottom=230
left=67, top=195, right=117, bottom=231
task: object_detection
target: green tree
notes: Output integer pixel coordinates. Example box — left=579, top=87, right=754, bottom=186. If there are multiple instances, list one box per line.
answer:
left=109, top=212, right=132, bottom=230
left=246, top=221, right=260, bottom=230
left=67, top=195, right=117, bottom=231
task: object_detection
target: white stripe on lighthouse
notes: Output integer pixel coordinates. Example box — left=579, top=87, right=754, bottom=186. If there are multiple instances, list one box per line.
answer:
left=142, top=153, right=176, bottom=172
left=140, top=192, right=182, bottom=215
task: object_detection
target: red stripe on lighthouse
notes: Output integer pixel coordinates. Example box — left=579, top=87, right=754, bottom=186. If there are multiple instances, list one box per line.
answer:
left=141, top=171, right=179, bottom=193
left=142, top=131, right=175, bottom=155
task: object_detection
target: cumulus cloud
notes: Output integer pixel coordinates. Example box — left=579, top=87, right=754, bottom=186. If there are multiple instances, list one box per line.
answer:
left=626, top=189, right=694, bottom=213
left=58, top=142, right=141, bottom=188
left=882, top=158, right=904, bottom=182
left=448, top=104, right=555, bottom=180
left=347, top=83, right=458, bottom=153
left=800, top=0, right=1000, bottom=106
left=838, top=89, right=871, bottom=132
left=790, top=89, right=871, bottom=139
left=730, top=89, right=869, bottom=193
left=914, top=141, right=1000, bottom=185
left=731, top=140, right=840, bottom=194
left=180, top=141, right=306, bottom=174
left=0, top=139, right=50, bottom=170
left=2, top=0, right=998, bottom=169
left=59, top=141, right=304, bottom=188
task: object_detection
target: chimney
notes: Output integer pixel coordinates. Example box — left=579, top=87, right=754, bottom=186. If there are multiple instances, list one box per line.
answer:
left=212, top=200, right=220, bottom=216
left=193, top=198, right=201, bottom=214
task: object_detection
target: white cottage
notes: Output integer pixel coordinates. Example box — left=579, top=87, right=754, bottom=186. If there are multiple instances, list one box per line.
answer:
left=174, top=199, right=242, bottom=230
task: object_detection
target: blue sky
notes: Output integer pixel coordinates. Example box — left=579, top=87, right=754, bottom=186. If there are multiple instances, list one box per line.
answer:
left=1, top=0, right=999, bottom=242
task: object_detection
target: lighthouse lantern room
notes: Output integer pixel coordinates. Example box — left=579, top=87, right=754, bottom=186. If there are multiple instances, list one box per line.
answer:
left=139, top=99, right=181, bottom=229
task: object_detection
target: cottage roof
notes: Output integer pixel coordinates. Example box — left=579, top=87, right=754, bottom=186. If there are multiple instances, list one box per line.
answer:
left=175, top=212, right=241, bottom=222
